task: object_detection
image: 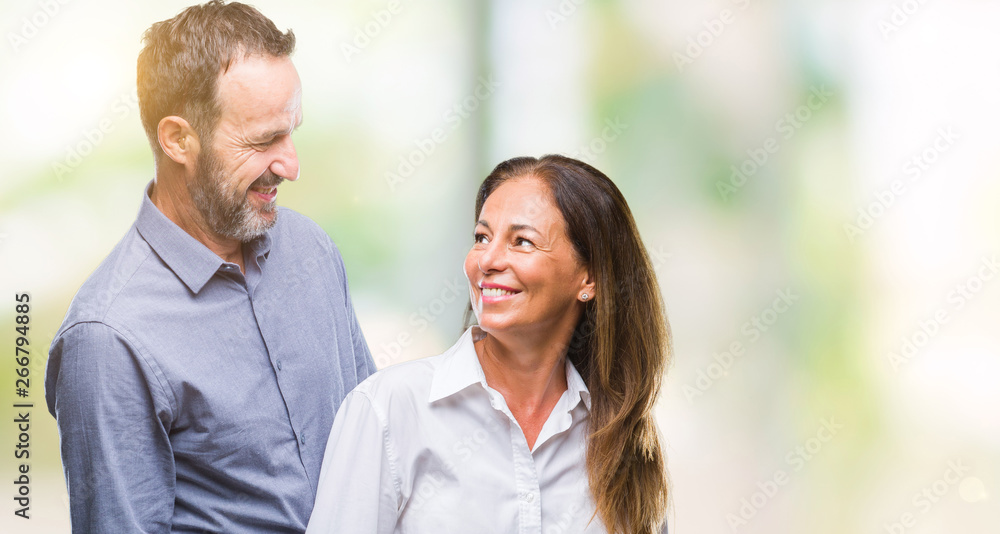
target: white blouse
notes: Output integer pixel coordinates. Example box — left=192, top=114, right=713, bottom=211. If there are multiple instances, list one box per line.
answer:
left=306, top=326, right=668, bottom=533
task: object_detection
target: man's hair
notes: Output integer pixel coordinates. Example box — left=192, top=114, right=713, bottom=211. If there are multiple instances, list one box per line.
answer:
left=137, top=1, right=296, bottom=160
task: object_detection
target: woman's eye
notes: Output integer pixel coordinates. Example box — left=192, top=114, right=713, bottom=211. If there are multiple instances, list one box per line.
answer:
left=514, top=237, right=534, bottom=247
left=474, top=233, right=489, bottom=244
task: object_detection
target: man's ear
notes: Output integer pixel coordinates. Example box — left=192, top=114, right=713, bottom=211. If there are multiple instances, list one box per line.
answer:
left=157, top=116, right=200, bottom=165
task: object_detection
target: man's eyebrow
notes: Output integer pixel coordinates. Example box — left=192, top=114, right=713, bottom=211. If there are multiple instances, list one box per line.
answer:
left=254, top=118, right=302, bottom=142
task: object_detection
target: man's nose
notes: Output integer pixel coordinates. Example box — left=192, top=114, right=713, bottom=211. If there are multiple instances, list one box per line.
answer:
left=270, top=135, right=299, bottom=181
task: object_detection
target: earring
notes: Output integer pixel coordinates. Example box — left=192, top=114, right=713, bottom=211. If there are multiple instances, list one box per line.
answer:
left=581, top=293, right=589, bottom=301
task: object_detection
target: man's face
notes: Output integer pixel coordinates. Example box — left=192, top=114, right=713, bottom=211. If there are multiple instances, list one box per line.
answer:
left=189, top=54, right=303, bottom=242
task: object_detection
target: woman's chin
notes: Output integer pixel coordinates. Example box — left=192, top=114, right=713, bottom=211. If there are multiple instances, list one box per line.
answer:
left=476, top=318, right=548, bottom=341
left=475, top=318, right=515, bottom=335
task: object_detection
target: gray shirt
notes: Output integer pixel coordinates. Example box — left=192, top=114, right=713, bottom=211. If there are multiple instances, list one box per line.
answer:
left=45, top=182, right=376, bottom=532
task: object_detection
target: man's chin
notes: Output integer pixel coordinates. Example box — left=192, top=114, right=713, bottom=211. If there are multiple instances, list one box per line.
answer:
left=222, top=208, right=278, bottom=242
left=257, top=202, right=278, bottom=221
left=249, top=209, right=278, bottom=235
left=247, top=195, right=278, bottom=221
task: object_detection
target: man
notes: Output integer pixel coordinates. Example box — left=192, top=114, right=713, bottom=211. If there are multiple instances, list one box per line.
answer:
left=44, top=2, right=376, bottom=531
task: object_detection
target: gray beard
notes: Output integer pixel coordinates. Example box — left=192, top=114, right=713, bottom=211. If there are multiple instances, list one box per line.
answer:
left=188, top=147, right=281, bottom=242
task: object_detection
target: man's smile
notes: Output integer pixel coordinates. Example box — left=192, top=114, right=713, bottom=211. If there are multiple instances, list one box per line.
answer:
left=249, top=185, right=277, bottom=202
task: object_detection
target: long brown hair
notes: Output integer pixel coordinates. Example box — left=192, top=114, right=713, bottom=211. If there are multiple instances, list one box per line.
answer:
left=473, top=155, right=670, bottom=533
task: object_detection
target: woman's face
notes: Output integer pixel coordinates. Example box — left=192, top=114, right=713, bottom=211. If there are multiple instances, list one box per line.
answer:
left=464, top=177, right=594, bottom=339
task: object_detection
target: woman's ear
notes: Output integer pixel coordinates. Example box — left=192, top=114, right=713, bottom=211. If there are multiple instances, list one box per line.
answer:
left=579, top=271, right=596, bottom=302
left=157, top=116, right=200, bottom=165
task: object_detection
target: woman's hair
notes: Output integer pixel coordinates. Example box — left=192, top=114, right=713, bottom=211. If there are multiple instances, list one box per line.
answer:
left=472, top=154, right=671, bottom=533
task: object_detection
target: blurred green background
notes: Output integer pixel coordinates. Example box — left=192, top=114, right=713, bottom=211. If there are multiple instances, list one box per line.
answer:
left=1, top=0, right=998, bottom=532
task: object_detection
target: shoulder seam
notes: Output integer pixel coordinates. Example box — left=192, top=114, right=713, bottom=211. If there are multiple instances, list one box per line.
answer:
left=99, top=247, right=155, bottom=323
left=58, top=319, right=176, bottom=423
left=354, top=387, right=404, bottom=507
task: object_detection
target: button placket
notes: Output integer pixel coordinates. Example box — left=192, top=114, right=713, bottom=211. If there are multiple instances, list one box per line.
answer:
left=510, top=421, right=542, bottom=533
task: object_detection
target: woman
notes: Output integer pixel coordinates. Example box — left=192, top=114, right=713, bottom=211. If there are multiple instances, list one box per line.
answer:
left=307, top=155, right=670, bottom=533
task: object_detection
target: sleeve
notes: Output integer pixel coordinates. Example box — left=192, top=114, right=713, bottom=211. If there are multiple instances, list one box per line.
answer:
left=347, top=284, right=377, bottom=378
left=305, top=389, right=399, bottom=534
left=331, top=241, right=377, bottom=379
left=45, top=322, right=175, bottom=533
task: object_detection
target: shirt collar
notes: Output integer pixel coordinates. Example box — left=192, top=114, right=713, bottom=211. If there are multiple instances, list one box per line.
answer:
left=135, top=180, right=272, bottom=294
left=428, top=326, right=592, bottom=411
left=565, top=351, right=592, bottom=411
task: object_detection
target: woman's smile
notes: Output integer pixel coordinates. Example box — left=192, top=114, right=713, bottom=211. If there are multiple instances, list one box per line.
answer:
left=463, top=177, right=591, bottom=336
left=478, top=282, right=521, bottom=302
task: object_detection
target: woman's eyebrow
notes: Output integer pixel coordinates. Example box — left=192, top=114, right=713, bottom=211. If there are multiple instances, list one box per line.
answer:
left=476, top=220, right=540, bottom=234
left=509, top=223, right=540, bottom=234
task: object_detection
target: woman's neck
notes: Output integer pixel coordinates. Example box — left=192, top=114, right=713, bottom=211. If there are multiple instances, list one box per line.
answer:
left=475, top=327, right=575, bottom=449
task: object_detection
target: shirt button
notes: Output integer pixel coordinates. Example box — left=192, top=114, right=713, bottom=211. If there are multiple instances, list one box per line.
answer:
left=300, top=434, right=306, bottom=445
left=522, top=492, right=535, bottom=503
left=276, top=360, right=282, bottom=371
